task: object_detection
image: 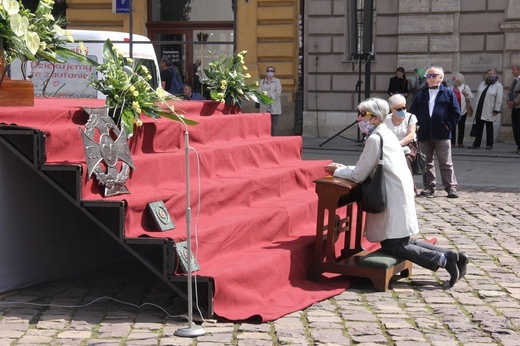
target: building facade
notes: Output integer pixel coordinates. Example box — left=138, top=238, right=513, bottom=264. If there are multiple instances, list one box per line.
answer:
left=303, top=0, right=520, bottom=143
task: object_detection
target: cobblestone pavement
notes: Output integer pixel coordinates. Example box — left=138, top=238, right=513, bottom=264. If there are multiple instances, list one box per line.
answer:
left=1, top=138, right=519, bottom=345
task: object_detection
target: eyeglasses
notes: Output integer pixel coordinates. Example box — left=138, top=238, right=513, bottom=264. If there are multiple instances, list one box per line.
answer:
left=359, top=110, right=374, bottom=118
left=267, top=70, right=274, bottom=72
left=393, top=107, right=406, bottom=112
left=425, top=73, right=439, bottom=79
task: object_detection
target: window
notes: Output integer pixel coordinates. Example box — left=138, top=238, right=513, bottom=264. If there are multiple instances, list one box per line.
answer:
left=347, top=0, right=375, bottom=59
left=150, top=0, right=233, bottom=21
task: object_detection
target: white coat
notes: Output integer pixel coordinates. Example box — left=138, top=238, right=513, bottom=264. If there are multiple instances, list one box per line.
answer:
left=475, top=81, right=503, bottom=122
left=333, top=124, right=419, bottom=243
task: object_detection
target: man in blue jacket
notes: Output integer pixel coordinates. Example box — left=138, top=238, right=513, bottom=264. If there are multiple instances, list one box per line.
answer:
left=409, top=66, right=461, bottom=198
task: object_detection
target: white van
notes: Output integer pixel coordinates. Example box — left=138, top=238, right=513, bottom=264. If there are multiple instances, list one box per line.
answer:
left=10, top=30, right=161, bottom=99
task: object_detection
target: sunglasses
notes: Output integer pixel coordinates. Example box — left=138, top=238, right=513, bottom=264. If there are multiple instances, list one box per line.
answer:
left=267, top=70, right=274, bottom=72
left=359, top=110, right=374, bottom=117
left=425, top=73, right=439, bottom=79
left=393, top=107, right=406, bottom=112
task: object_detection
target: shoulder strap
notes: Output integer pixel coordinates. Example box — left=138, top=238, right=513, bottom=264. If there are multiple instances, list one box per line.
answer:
left=375, top=132, right=383, bottom=161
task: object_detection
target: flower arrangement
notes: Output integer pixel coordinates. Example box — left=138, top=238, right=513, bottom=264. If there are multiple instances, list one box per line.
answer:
left=0, top=0, right=93, bottom=77
left=88, top=39, right=197, bottom=138
left=203, top=50, right=273, bottom=108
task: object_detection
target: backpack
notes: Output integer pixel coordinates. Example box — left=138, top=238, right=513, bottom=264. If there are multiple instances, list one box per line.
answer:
left=168, top=66, right=184, bottom=95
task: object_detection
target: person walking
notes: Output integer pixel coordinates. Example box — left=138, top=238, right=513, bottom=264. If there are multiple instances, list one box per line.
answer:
left=160, top=56, right=183, bottom=95
left=324, top=97, right=468, bottom=288
left=450, top=73, right=474, bottom=147
left=409, top=66, right=461, bottom=198
left=259, top=66, right=282, bottom=136
left=507, top=63, right=520, bottom=154
left=467, top=68, right=503, bottom=150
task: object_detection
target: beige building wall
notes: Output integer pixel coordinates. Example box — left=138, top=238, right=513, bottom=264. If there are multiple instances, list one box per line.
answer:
left=66, top=0, right=147, bottom=35
left=303, top=0, right=520, bottom=144
left=237, top=0, right=301, bottom=134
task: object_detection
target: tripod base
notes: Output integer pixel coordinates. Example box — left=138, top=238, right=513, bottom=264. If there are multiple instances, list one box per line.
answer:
left=174, top=324, right=207, bottom=337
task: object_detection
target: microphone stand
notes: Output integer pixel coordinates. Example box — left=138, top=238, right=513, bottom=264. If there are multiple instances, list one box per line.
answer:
left=122, top=67, right=206, bottom=337
left=174, top=123, right=206, bottom=338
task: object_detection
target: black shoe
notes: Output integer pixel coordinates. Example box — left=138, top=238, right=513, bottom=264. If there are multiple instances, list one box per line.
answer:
left=485, top=146, right=492, bottom=150
left=457, top=252, right=469, bottom=279
left=420, top=188, right=435, bottom=197
left=444, top=250, right=460, bottom=287
left=467, top=146, right=480, bottom=149
left=458, top=144, right=465, bottom=148
left=447, top=188, right=459, bottom=198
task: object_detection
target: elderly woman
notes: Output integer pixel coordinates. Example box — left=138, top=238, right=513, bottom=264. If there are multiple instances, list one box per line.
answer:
left=467, top=67, right=503, bottom=150
left=324, top=97, right=468, bottom=287
left=450, top=73, right=474, bottom=147
left=385, top=94, right=418, bottom=195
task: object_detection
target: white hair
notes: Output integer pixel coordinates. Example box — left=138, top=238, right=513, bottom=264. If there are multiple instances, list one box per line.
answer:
left=388, top=94, right=406, bottom=108
left=358, top=98, right=390, bottom=122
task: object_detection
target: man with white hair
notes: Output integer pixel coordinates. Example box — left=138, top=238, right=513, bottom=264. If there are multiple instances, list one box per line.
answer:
left=409, top=66, right=461, bottom=198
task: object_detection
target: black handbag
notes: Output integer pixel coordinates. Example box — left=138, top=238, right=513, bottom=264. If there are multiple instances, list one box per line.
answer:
left=470, top=118, right=477, bottom=137
left=412, top=150, right=426, bottom=175
left=359, top=133, right=387, bottom=214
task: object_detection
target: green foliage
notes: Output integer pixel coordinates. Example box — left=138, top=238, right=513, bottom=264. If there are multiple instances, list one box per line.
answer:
left=203, top=50, right=273, bottom=108
left=89, top=39, right=197, bottom=138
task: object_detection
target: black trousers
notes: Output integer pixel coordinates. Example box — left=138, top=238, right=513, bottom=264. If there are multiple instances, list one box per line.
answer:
left=380, top=237, right=447, bottom=271
left=451, top=113, right=467, bottom=145
left=472, top=117, right=494, bottom=147
left=512, top=108, right=520, bottom=150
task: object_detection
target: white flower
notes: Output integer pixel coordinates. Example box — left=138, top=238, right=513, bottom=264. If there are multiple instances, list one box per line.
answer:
left=79, top=42, right=86, bottom=55
left=53, top=24, right=66, bottom=37
left=65, top=30, right=74, bottom=43
left=25, top=31, right=40, bottom=55
left=3, top=0, right=19, bottom=15
left=10, top=13, right=29, bottom=37
left=156, top=87, right=166, bottom=99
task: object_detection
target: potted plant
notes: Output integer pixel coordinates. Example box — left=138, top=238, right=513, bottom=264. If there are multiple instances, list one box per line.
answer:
left=89, top=39, right=197, bottom=138
left=203, top=50, right=273, bottom=113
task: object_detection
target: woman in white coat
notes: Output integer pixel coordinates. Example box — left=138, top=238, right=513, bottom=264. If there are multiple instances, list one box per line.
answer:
left=324, top=97, right=468, bottom=288
left=259, top=66, right=282, bottom=136
left=467, top=68, right=503, bottom=150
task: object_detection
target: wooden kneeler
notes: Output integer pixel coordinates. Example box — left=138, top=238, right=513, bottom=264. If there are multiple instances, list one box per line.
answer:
left=309, top=176, right=413, bottom=292
left=357, top=250, right=413, bottom=292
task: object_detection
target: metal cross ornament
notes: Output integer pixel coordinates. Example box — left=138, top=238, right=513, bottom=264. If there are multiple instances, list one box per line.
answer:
left=79, top=107, right=135, bottom=197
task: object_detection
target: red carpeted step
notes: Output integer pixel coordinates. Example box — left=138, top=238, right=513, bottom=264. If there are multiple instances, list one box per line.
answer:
left=97, top=158, right=328, bottom=239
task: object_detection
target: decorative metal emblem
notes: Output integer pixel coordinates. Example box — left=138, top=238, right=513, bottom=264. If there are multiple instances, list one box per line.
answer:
left=147, top=201, right=175, bottom=231
left=175, top=241, right=200, bottom=273
left=79, top=106, right=135, bottom=197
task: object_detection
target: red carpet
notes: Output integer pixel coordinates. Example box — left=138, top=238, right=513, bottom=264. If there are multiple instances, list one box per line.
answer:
left=0, top=99, right=376, bottom=321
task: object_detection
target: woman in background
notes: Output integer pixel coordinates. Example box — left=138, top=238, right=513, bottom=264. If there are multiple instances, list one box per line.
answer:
left=259, top=66, right=282, bottom=136
left=450, top=73, right=474, bottom=147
